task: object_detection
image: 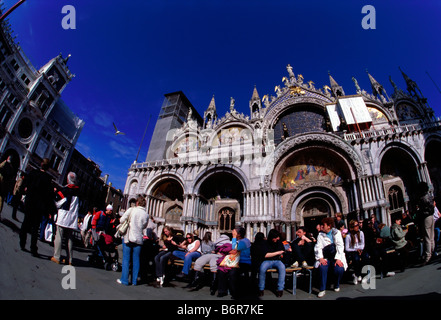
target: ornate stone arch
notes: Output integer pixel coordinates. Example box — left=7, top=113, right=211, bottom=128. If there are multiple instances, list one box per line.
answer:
left=374, top=140, right=423, bottom=174
left=192, top=164, right=249, bottom=195
left=285, top=182, right=348, bottom=222
left=264, top=95, right=331, bottom=129
left=394, top=97, right=428, bottom=122
left=145, top=172, right=186, bottom=197
left=261, top=132, right=364, bottom=189
left=127, top=178, right=139, bottom=194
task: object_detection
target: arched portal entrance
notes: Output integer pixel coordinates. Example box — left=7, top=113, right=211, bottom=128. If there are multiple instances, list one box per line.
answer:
left=426, top=139, right=441, bottom=200
left=198, top=171, right=244, bottom=237
left=148, top=177, right=184, bottom=232
left=380, top=146, right=419, bottom=213
left=290, top=186, right=343, bottom=234
left=301, top=197, right=332, bottom=234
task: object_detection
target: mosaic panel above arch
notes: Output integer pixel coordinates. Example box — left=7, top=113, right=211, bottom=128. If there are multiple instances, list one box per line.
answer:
left=171, top=135, right=201, bottom=157
left=279, top=148, right=345, bottom=190
left=265, top=133, right=364, bottom=189
left=366, top=106, right=388, bottom=123
left=395, top=102, right=421, bottom=121
left=212, top=126, right=253, bottom=147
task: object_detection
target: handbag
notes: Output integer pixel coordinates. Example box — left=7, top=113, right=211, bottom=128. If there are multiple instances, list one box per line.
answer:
left=323, top=243, right=336, bottom=260
left=219, top=244, right=240, bottom=268
left=44, top=223, right=53, bottom=242
left=115, top=209, right=132, bottom=238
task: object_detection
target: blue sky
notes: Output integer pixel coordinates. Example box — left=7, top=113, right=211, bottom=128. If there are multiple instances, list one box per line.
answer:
left=4, top=0, right=441, bottom=191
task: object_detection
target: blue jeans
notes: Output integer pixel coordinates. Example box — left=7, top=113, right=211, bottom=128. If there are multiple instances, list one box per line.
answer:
left=120, top=242, right=142, bottom=285
left=317, top=259, right=345, bottom=291
left=259, top=260, right=286, bottom=291
left=172, top=250, right=201, bottom=275
left=154, top=250, right=172, bottom=278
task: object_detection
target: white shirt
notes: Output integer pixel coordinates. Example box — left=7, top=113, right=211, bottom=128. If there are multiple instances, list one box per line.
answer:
left=434, top=207, right=440, bottom=222
left=314, top=228, right=348, bottom=270
left=344, top=230, right=365, bottom=252
left=120, top=206, right=149, bottom=245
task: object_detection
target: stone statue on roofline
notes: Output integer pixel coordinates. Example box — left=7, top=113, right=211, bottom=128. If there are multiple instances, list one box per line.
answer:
left=230, top=97, right=236, bottom=113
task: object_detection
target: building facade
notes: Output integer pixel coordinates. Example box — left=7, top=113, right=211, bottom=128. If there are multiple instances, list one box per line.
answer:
left=0, top=12, right=84, bottom=185
left=124, top=64, right=441, bottom=241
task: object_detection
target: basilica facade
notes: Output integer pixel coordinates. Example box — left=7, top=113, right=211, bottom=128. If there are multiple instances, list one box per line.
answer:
left=124, top=64, right=441, bottom=241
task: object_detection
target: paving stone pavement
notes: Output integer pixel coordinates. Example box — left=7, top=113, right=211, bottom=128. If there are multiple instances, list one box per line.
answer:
left=1, top=202, right=441, bottom=309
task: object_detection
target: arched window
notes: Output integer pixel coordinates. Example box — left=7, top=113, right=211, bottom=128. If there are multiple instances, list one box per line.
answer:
left=219, top=208, right=235, bottom=232
left=388, top=186, right=404, bottom=213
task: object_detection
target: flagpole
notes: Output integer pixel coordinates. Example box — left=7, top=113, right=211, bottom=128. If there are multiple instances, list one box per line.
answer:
left=135, top=114, right=151, bottom=163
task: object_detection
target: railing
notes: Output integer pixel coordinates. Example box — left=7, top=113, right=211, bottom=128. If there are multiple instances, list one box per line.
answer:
left=342, top=120, right=441, bottom=141
left=130, top=143, right=274, bottom=170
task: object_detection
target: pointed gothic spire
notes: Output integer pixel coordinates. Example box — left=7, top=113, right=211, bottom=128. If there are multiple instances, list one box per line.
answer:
left=203, top=95, right=217, bottom=128
left=366, top=70, right=386, bottom=100
left=399, top=67, right=424, bottom=99
left=399, top=66, right=413, bottom=84
left=328, top=71, right=345, bottom=97
left=251, top=85, right=260, bottom=102
left=250, top=85, right=262, bottom=119
left=389, top=76, right=400, bottom=93
left=207, top=95, right=216, bottom=112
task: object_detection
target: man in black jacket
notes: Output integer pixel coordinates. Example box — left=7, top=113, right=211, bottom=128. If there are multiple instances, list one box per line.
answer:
left=258, top=229, right=286, bottom=297
left=19, top=158, right=54, bottom=256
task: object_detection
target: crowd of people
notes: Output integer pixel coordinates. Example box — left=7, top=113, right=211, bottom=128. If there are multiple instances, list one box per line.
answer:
left=1, top=157, right=440, bottom=299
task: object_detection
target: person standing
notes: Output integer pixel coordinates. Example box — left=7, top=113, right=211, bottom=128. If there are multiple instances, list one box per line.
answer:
left=416, top=182, right=435, bottom=265
left=117, top=196, right=149, bottom=286
left=390, top=214, right=412, bottom=271
left=51, top=172, right=80, bottom=265
left=91, top=204, right=113, bottom=242
left=80, top=209, right=93, bottom=248
left=11, top=172, right=25, bottom=221
left=434, top=200, right=440, bottom=254
left=19, top=158, right=54, bottom=256
left=0, top=155, right=15, bottom=220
